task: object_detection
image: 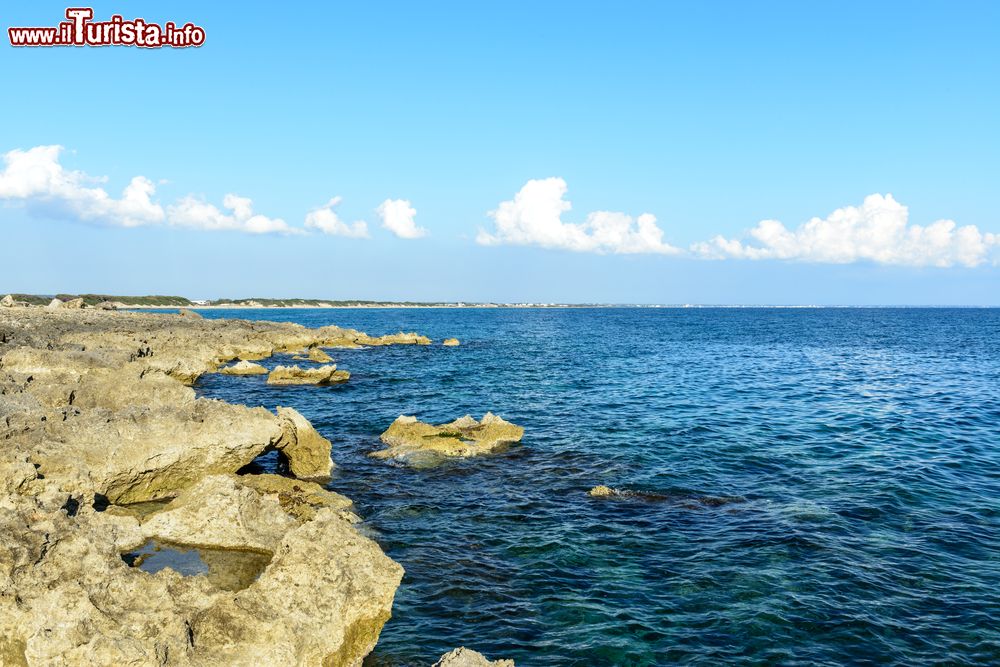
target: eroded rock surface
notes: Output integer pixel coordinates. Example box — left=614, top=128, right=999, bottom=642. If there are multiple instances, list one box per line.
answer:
left=219, top=360, right=268, bottom=376
left=0, top=307, right=417, bottom=666
left=434, top=647, right=515, bottom=667
left=276, top=406, right=335, bottom=479
left=374, top=413, right=524, bottom=466
left=442, top=338, right=460, bottom=347
left=267, top=364, right=350, bottom=386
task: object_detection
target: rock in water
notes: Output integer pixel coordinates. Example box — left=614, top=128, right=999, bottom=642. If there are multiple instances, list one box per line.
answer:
left=442, top=338, right=460, bottom=346
left=434, top=647, right=516, bottom=666
left=276, top=406, right=335, bottom=479
left=267, top=364, right=350, bottom=385
left=308, top=347, right=334, bottom=363
left=374, top=413, right=524, bottom=465
left=588, top=485, right=615, bottom=497
left=219, top=360, right=269, bottom=376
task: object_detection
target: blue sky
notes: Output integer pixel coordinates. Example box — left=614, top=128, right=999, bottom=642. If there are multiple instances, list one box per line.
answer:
left=1, top=1, right=998, bottom=304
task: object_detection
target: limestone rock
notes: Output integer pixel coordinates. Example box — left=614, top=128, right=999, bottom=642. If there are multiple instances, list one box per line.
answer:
left=96, top=300, right=118, bottom=310
left=442, top=338, right=460, bottom=346
left=434, top=647, right=516, bottom=667
left=178, top=308, right=203, bottom=319
left=276, top=406, right=334, bottom=479
left=588, top=485, right=615, bottom=497
left=0, top=294, right=13, bottom=308
left=267, top=364, right=350, bottom=386
left=219, top=360, right=268, bottom=376
left=61, top=297, right=86, bottom=309
left=45, top=297, right=62, bottom=309
left=374, top=413, right=524, bottom=465
left=307, top=347, right=333, bottom=363
left=0, top=306, right=430, bottom=665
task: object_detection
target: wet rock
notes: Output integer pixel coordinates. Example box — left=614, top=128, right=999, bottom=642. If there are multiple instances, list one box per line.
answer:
left=588, top=485, right=615, bottom=497
left=307, top=347, right=334, bottom=363
left=267, top=364, right=350, bottom=386
left=442, top=338, right=460, bottom=346
left=219, top=360, right=268, bottom=376
left=374, top=413, right=524, bottom=464
left=434, top=647, right=515, bottom=667
left=275, top=406, right=334, bottom=479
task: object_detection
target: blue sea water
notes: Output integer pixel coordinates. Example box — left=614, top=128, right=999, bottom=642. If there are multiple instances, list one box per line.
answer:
left=191, top=307, right=1000, bottom=666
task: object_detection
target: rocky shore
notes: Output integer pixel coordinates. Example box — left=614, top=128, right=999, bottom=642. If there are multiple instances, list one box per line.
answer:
left=0, top=306, right=504, bottom=665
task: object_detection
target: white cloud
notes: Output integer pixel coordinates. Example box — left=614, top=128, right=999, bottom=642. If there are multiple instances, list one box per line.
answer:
left=0, top=145, right=164, bottom=227
left=304, top=197, right=370, bottom=238
left=0, top=144, right=297, bottom=235
left=167, top=193, right=298, bottom=235
left=477, top=177, right=680, bottom=255
left=693, top=193, right=998, bottom=268
left=377, top=198, right=426, bottom=239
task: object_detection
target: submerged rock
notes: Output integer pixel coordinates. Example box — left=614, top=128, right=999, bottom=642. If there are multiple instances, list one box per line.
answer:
left=587, top=485, right=746, bottom=508
left=442, top=338, right=460, bottom=346
left=434, top=647, right=515, bottom=667
left=374, top=413, right=524, bottom=465
left=219, top=359, right=268, bottom=376
left=275, top=406, right=334, bottom=479
left=267, top=364, right=350, bottom=385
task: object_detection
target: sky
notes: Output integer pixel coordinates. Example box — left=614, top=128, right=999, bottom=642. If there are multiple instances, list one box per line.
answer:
left=1, top=1, right=998, bottom=304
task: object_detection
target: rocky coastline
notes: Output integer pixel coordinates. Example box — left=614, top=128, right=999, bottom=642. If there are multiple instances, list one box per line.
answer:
left=0, top=304, right=512, bottom=665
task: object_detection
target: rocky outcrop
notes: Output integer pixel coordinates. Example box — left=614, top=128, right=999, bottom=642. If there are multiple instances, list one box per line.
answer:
left=434, top=647, right=515, bottom=667
left=293, top=347, right=333, bottom=363
left=219, top=360, right=269, bottom=376
left=0, top=307, right=426, bottom=665
left=374, top=413, right=524, bottom=465
left=442, top=338, right=460, bottom=346
left=588, top=485, right=615, bottom=497
left=178, top=308, right=203, bottom=319
left=267, top=364, right=350, bottom=386
left=275, top=406, right=334, bottom=479
left=0, top=294, right=14, bottom=308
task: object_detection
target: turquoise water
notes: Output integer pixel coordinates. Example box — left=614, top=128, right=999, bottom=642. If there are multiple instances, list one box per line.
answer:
left=192, top=308, right=1000, bottom=666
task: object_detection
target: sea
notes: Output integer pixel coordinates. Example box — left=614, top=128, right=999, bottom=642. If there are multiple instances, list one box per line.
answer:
left=188, top=307, right=1000, bottom=666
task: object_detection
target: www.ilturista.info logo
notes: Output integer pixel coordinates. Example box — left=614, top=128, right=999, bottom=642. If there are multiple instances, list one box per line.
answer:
left=8, top=7, right=205, bottom=48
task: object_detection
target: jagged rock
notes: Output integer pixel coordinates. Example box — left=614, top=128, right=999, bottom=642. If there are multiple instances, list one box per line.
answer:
left=0, top=294, right=14, bottom=308
left=374, top=413, right=524, bottom=465
left=97, top=300, right=118, bottom=310
left=588, top=485, right=615, bottom=497
left=219, top=360, right=268, bottom=376
left=178, top=308, right=203, bottom=319
left=434, top=647, right=516, bottom=667
left=275, top=406, right=334, bottom=479
left=267, top=364, right=350, bottom=386
left=0, top=307, right=433, bottom=665
left=61, top=297, right=86, bottom=309
left=307, top=347, right=333, bottom=363
left=442, top=338, right=460, bottom=346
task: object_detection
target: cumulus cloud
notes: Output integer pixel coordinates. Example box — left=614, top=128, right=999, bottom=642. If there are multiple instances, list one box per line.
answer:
left=167, top=193, right=298, bottom=235
left=0, top=144, right=298, bottom=235
left=0, top=145, right=164, bottom=227
left=377, top=198, right=426, bottom=239
left=692, top=193, right=998, bottom=268
left=477, top=177, right=680, bottom=255
left=304, top=197, right=369, bottom=238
